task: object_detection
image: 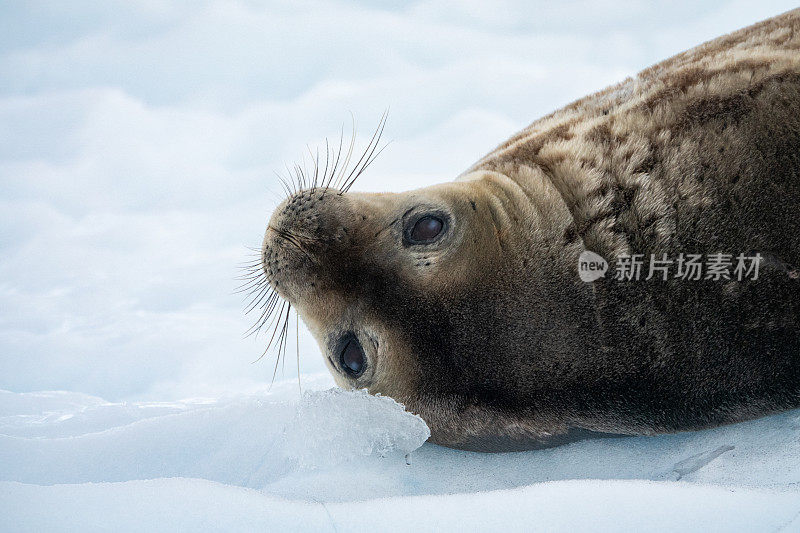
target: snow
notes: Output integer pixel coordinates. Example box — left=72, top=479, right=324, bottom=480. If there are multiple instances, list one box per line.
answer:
left=3, top=479, right=799, bottom=533
left=2, top=381, right=800, bottom=531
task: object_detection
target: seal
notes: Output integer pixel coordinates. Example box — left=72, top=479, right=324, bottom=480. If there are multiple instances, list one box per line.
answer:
left=257, top=9, right=800, bottom=451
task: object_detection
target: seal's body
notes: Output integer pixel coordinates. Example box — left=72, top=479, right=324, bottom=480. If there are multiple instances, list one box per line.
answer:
left=262, top=10, right=800, bottom=450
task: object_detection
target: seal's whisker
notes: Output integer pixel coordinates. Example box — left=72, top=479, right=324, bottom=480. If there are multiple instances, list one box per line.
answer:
left=236, top=264, right=266, bottom=277
left=235, top=266, right=266, bottom=285
left=280, top=165, right=292, bottom=195
left=292, top=163, right=304, bottom=192
left=240, top=253, right=264, bottom=261
left=243, top=284, right=273, bottom=313
left=237, top=276, right=266, bottom=289
left=236, top=267, right=264, bottom=278
left=301, top=157, right=311, bottom=190
left=340, top=109, right=389, bottom=194
left=324, top=126, right=346, bottom=191
left=332, top=117, right=358, bottom=191
left=238, top=264, right=263, bottom=276
left=251, top=301, right=287, bottom=364
left=303, top=150, right=314, bottom=190
left=254, top=299, right=288, bottom=347
left=244, top=291, right=271, bottom=310
left=274, top=170, right=294, bottom=198
left=342, top=136, right=390, bottom=194
left=280, top=309, right=289, bottom=376
left=267, top=302, right=292, bottom=383
left=320, top=138, right=332, bottom=193
left=305, top=144, right=321, bottom=191
left=235, top=268, right=265, bottom=280
left=300, top=156, right=311, bottom=191
left=273, top=112, right=390, bottom=203
left=244, top=292, right=278, bottom=328
left=243, top=292, right=270, bottom=316
left=234, top=276, right=266, bottom=295
left=243, top=282, right=293, bottom=382
left=245, top=290, right=282, bottom=338
left=296, top=309, right=302, bottom=393
left=238, top=254, right=266, bottom=269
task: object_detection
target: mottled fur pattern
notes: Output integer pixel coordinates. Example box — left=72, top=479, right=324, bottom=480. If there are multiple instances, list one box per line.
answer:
left=463, top=8, right=800, bottom=440
left=264, top=9, right=800, bottom=450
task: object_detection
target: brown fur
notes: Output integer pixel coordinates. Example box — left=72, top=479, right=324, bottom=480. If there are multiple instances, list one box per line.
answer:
left=263, top=10, right=800, bottom=450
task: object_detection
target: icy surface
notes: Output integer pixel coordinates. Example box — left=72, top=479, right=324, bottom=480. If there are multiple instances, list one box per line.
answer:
left=2, top=383, right=800, bottom=530
left=3, top=478, right=800, bottom=533
left=0, top=384, right=429, bottom=488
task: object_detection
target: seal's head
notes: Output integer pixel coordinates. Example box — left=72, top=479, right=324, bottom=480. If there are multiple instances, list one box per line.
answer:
left=261, top=164, right=601, bottom=451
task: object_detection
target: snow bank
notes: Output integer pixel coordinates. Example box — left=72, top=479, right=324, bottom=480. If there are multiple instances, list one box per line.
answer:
left=2, top=384, right=800, bottom=530
left=2, top=478, right=798, bottom=533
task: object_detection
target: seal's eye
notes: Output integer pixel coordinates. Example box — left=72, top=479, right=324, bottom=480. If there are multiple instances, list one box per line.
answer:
left=408, top=215, right=444, bottom=244
left=340, top=337, right=366, bottom=378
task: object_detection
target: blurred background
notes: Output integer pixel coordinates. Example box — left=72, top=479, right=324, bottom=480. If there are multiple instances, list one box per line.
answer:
left=1, top=0, right=796, bottom=401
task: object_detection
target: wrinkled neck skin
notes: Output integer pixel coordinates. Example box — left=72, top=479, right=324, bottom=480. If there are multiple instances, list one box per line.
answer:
left=401, top=166, right=607, bottom=450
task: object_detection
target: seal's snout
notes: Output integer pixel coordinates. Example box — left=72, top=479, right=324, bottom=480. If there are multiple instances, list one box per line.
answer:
left=262, top=188, right=349, bottom=300
left=273, top=188, right=338, bottom=236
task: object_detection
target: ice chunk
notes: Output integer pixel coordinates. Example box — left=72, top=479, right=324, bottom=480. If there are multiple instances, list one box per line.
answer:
left=285, top=388, right=431, bottom=469
left=0, top=387, right=429, bottom=488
